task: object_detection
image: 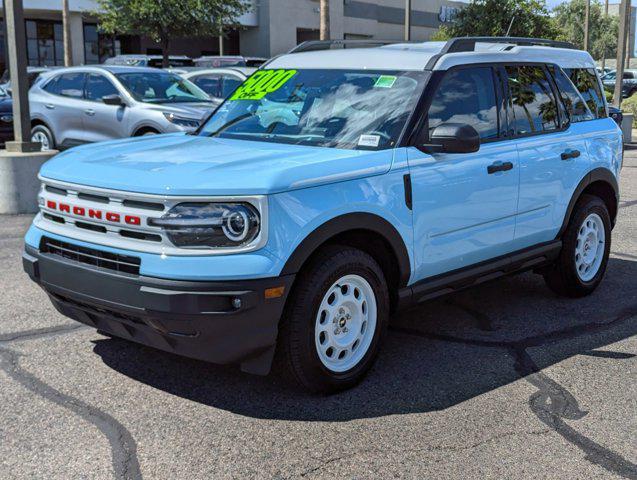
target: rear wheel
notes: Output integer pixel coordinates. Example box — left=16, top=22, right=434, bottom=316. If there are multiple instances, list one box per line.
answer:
left=544, top=194, right=611, bottom=297
left=277, top=245, right=389, bottom=393
left=31, top=124, right=54, bottom=151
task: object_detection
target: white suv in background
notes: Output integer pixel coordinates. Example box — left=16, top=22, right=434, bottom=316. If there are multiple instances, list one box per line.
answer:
left=29, top=66, right=216, bottom=150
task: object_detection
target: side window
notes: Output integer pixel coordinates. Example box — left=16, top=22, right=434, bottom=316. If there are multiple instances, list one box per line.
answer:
left=427, top=67, right=499, bottom=140
left=564, top=68, right=607, bottom=119
left=221, top=75, right=242, bottom=99
left=505, top=65, right=559, bottom=135
left=547, top=66, right=594, bottom=123
left=192, top=74, right=221, bottom=97
left=44, top=72, right=85, bottom=99
left=85, top=74, right=119, bottom=101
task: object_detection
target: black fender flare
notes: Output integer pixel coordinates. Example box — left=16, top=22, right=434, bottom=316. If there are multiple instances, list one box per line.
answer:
left=280, top=212, right=411, bottom=287
left=557, top=167, right=619, bottom=238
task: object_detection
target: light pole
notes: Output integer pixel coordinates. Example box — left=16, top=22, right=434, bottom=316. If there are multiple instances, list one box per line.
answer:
left=404, top=0, right=411, bottom=41
left=601, top=0, right=609, bottom=71
left=4, top=0, right=36, bottom=152
left=614, top=0, right=631, bottom=107
left=62, top=0, right=72, bottom=66
left=584, top=0, right=590, bottom=52
left=320, top=0, right=330, bottom=41
left=0, top=0, right=57, bottom=214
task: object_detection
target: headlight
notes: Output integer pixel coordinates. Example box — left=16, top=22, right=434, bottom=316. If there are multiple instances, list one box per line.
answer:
left=149, top=202, right=260, bottom=248
left=163, top=112, right=200, bottom=128
left=0, top=114, right=13, bottom=123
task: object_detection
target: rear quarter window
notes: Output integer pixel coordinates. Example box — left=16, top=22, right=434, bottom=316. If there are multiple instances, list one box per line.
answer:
left=563, top=68, right=607, bottom=119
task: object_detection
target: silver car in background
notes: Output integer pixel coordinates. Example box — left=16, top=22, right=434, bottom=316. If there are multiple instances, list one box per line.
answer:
left=29, top=66, right=215, bottom=150
left=180, top=67, right=256, bottom=103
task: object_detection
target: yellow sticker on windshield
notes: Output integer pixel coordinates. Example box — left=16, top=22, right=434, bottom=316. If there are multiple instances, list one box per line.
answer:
left=230, top=69, right=297, bottom=100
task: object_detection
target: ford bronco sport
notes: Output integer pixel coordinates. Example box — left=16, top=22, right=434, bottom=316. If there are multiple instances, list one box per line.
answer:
left=23, top=38, right=622, bottom=393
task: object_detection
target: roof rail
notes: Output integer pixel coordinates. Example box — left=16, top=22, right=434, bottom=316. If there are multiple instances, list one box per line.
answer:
left=440, top=36, right=576, bottom=54
left=288, top=39, right=400, bottom=54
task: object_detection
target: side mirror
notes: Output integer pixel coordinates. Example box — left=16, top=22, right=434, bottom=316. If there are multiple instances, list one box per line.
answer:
left=5, top=87, right=12, bottom=97
left=420, top=123, right=480, bottom=154
left=102, top=94, right=124, bottom=106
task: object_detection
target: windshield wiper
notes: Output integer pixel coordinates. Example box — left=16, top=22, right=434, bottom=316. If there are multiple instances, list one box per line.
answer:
left=208, top=112, right=255, bottom=136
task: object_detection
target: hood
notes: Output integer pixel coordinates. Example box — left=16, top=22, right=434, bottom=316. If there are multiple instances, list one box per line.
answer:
left=142, top=102, right=217, bottom=120
left=39, top=134, right=394, bottom=196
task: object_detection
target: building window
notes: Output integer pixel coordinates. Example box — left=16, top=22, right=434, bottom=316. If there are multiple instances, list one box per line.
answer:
left=26, top=20, right=64, bottom=67
left=83, top=24, right=121, bottom=64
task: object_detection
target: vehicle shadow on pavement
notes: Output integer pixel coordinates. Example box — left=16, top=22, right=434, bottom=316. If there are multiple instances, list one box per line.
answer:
left=92, top=257, right=637, bottom=422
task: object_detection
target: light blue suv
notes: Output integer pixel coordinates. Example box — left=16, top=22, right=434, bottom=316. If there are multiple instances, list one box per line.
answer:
left=23, top=38, right=622, bottom=393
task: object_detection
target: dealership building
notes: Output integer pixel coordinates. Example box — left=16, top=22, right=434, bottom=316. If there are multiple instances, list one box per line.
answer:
left=0, top=0, right=463, bottom=71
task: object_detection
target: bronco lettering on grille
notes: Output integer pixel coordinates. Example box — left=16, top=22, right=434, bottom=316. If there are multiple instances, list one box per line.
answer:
left=46, top=201, right=141, bottom=226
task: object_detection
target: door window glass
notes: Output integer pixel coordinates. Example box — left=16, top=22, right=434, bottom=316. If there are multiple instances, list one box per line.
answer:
left=505, top=66, right=559, bottom=135
left=427, top=67, right=499, bottom=140
left=85, top=74, right=119, bottom=101
left=192, top=74, right=221, bottom=97
left=46, top=72, right=85, bottom=98
left=548, top=66, right=594, bottom=123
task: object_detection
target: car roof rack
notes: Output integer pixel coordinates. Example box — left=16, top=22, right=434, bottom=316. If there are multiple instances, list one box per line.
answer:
left=288, top=39, right=401, bottom=54
left=439, top=36, right=576, bottom=54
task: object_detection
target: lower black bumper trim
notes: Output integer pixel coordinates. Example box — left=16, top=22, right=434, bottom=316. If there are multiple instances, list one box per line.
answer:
left=23, top=245, right=294, bottom=374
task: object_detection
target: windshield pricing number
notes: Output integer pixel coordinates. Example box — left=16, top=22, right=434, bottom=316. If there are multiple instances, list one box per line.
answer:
left=231, top=69, right=298, bottom=101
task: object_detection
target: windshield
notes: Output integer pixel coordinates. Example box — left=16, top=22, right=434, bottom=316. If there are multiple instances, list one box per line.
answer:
left=198, top=69, right=427, bottom=150
left=115, top=72, right=211, bottom=104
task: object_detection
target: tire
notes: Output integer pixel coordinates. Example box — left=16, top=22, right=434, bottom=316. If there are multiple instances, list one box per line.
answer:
left=31, top=124, right=55, bottom=151
left=277, top=245, right=389, bottom=393
left=544, top=194, right=611, bottom=298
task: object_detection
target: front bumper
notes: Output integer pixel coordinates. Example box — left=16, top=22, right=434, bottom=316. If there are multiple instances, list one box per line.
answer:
left=23, top=244, right=294, bottom=375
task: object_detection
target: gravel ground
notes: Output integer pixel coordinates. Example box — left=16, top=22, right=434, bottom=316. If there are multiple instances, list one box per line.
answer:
left=0, top=151, right=635, bottom=480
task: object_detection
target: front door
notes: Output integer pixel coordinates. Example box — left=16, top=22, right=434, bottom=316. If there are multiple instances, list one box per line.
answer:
left=82, top=73, right=129, bottom=142
left=408, top=66, right=520, bottom=281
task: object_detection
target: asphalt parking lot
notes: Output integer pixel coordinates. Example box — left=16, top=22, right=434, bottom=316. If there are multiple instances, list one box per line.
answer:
left=1, top=153, right=636, bottom=480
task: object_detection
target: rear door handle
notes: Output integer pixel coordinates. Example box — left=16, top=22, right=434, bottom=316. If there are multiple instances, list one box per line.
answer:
left=561, top=149, right=580, bottom=160
left=487, top=161, right=513, bottom=174
left=45, top=104, right=54, bottom=109
left=84, top=109, right=95, bottom=116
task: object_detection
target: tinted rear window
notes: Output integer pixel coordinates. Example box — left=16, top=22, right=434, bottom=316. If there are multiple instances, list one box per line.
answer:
left=563, top=68, right=606, bottom=119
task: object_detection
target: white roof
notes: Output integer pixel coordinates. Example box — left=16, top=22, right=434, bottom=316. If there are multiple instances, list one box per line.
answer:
left=268, top=41, right=596, bottom=72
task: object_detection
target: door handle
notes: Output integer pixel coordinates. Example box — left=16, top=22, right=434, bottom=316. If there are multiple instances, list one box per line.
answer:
left=45, top=104, right=54, bottom=109
left=84, top=109, right=95, bottom=116
left=561, top=149, right=580, bottom=160
left=487, top=161, right=513, bottom=174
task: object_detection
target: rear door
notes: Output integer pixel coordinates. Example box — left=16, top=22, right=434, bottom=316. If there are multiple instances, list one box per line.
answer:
left=407, top=65, right=520, bottom=281
left=83, top=73, right=130, bottom=142
left=506, top=64, right=592, bottom=249
left=39, top=71, right=87, bottom=147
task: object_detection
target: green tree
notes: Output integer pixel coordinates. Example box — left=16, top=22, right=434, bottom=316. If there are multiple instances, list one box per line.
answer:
left=552, top=0, right=618, bottom=60
left=431, top=0, right=558, bottom=41
left=96, top=0, right=250, bottom=67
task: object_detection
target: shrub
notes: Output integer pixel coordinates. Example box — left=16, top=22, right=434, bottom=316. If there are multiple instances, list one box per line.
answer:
left=621, top=93, right=637, bottom=127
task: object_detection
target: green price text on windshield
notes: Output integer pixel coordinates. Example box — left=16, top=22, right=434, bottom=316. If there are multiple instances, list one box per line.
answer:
left=230, top=69, right=298, bottom=101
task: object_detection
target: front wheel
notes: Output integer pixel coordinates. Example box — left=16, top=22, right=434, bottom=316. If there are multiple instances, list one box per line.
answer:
left=277, top=245, right=389, bottom=393
left=31, top=124, right=55, bottom=151
left=544, top=194, right=611, bottom=297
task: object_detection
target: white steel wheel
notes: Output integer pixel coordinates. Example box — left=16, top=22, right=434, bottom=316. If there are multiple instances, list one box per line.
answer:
left=314, top=274, right=377, bottom=373
left=575, top=213, right=606, bottom=282
left=31, top=130, right=50, bottom=151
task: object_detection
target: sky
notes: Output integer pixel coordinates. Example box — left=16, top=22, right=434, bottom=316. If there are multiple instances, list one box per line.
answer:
left=545, top=0, right=622, bottom=8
